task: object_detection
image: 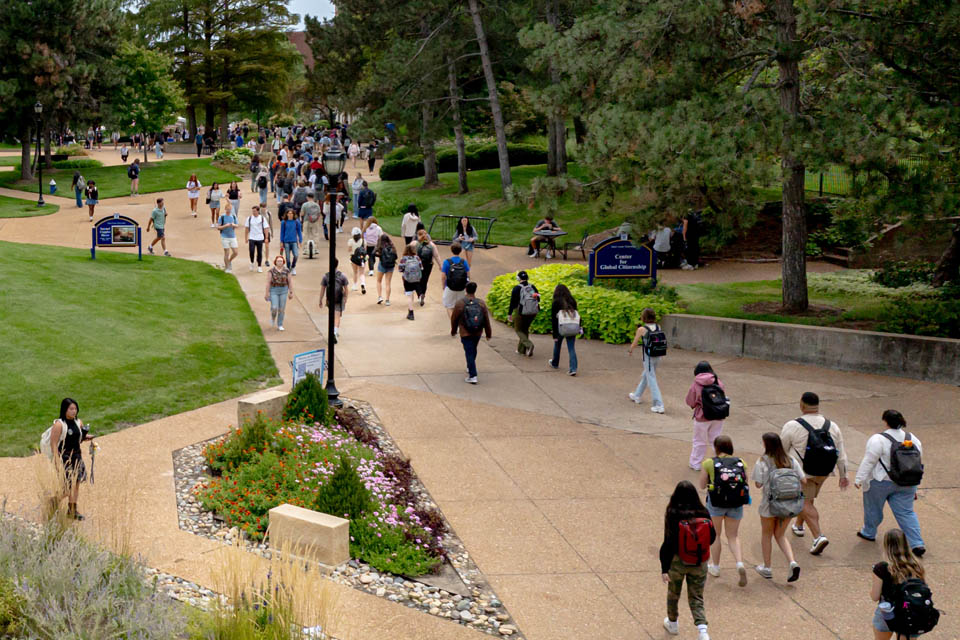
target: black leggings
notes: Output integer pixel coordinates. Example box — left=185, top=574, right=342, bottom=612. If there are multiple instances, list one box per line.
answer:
left=249, top=240, right=264, bottom=266
left=365, top=245, right=377, bottom=271
left=418, top=263, right=433, bottom=297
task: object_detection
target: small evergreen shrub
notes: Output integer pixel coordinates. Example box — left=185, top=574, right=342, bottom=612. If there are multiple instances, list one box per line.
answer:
left=379, top=142, right=551, bottom=180
left=312, top=456, right=373, bottom=520
left=52, top=158, right=102, bottom=169
left=283, top=373, right=332, bottom=424
left=877, top=299, right=960, bottom=338
left=205, top=413, right=277, bottom=474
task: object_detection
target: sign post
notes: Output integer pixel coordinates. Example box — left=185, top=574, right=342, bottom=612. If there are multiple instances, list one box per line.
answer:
left=291, top=349, right=326, bottom=388
left=588, top=237, right=657, bottom=286
left=91, top=213, right=142, bottom=260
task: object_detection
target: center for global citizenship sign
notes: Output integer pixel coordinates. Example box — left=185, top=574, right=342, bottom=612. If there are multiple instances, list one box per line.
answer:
left=588, top=237, right=657, bottom=285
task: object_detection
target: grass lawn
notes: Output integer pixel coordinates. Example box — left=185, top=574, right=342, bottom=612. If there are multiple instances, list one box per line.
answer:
left=0, top=195, right=59, bottom=218
left=0, top=157, right=22, bottom=166
left=0, top=240, right=280, bottom=456
left=0, top=158, right=239, bottom=199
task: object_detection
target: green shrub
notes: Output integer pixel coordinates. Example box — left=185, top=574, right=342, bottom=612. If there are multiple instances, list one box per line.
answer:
left=267, top=113, right=296, bottom=127
left=205, top=413, right=278, bottom=474
left=283, top=372, right=332, bottom=424
left=379, top=142, right=550, bottom=180
left=0, top=576, right=24, bottom=637
left=52, top=158, right=103, bottom=169
left=877, top=299, right=960, bottom=338
left=55, top=143, right=85, bottom=156
left=349, top=513, right=440, bottom=575
left=313, top=456, right=372, bottom=520
left=871, top=260, right=935, bottom=288
left=809, top=270, right=937, bottom=300
left=486, top=263, right=684, bottom=344
left=213, top=147, right=254, bottom=165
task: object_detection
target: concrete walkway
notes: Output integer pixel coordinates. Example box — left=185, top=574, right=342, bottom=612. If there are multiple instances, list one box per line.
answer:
left=0, top=182, right=956, bottom=640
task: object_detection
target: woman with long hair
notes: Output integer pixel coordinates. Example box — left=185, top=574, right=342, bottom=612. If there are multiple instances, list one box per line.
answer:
left=363, top=216, right=383, bottom=276
left=454, top=216, right=479, bottom=266
left=871, top=529, right=926, bottom=639
left=753, top=432, right=805, bottom=582
left=415, top=228, right=442, bottom=306
left=628, top=307, right=665, bottom=413
left=46, top=398, right=95, bottom=520
left=84, top=180, right=99, bottom=222
left=398, top=242, right=423, bottom=320
left=227, top=181, right=241, bottom=218
left=264, top=254, right=294, bottom=331
left=547, top=283, right=580, bottom=375
left=375, top=233, right=397, bottom=305
left=698, top=435, right=749, bottom=587
left=347, top=227, right=367, bottom=294
left=185, top=173, right=202, bottom=217
left=660, top=481, right=716, bottom=640
left=208, top=182, right=222, bottom=228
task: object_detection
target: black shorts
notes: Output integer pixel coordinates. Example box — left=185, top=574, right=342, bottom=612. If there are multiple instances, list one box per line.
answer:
left=403, top=279, right=419, bottom=293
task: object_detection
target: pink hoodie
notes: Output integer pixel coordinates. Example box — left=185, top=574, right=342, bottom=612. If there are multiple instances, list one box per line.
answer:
left=685, top=372, right=726, bottom=422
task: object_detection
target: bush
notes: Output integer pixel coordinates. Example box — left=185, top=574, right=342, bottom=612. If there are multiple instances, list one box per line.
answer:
left=379, top=142, right=550, bottom=180
left=486, top=263, right=684, bottom=344
left=809, top=269, right=937, bottom=300
left=52, top=158, right=103, bottom=169
left=871, top=260, right=935, bottom=288
left=313, top=456, right=373, bottom=520
left=267, top=113, right=296, bottom=127
left=212, top=147, right=254, bottom=165
left=0, top=576, right=25, bottom=637
left=876, top=299, right=960, bottom=338
left=55, top=143, right=85, bottom=156
left=283, top=372, right=332, bottom=424
left=205, top=413, right=277, bottom=474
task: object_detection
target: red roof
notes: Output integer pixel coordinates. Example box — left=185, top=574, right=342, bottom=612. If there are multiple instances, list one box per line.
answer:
left=286, top=31, right=315, bottom=70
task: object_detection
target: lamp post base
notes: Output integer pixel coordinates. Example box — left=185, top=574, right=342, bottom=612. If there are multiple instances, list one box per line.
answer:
left=325, top=379, right=342, bottom=407
left=37, top=196, right=45, bottom=207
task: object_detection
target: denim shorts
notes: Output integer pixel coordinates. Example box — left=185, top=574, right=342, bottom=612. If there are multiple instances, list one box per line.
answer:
left=872, top=607, right=891, bottom=633
left=705, top=495, right=743, bottom=520
left=377, top=262, right=394, bottom=274
left=155, top=228, right=165, bottom=238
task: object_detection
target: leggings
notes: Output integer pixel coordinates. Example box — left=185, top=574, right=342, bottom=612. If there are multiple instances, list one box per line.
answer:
left=365, top=245, right=377, bottom=271
left=248, top=240, right=264, bottom=266
left=418, top=264, right=433, bottom=297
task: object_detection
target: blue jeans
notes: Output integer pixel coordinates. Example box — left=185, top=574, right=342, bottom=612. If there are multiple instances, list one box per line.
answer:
left=269, top=286, right=288, bottom=326
left=283, top=241, right=299, bottom=269
left=269, top=168, right=276, bottom=193
left=633, top=355, right=664, bottom=408
left=550, top=336, right=578, bottom=373
left=259, top=187, right=267, bottom=206
left=74, top=186, right=83, bottom=208
left=861, top=480, right=924, bottom=548
left=461, top=335, right=481, bottom=378
left=352, top=193, right=359, bottom=217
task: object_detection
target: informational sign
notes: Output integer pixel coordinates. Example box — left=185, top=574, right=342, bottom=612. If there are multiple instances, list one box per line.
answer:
left=292, top=349, right=326, bottom=388
left=91, top=213, right=141, bottom=260
left=588, top=237, right=657, bottom=286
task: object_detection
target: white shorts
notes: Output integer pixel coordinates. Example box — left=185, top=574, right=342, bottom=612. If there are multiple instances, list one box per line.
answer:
left=221, top=237, right=239, bottom=249
left=442, top=287, right=466, bottom=309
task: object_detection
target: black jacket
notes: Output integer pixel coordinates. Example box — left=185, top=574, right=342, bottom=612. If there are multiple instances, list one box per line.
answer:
left=658, top=513, right=716, bottom=573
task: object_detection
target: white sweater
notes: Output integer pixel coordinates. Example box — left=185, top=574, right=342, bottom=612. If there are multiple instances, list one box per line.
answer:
left=855, top=428, right=923, bottom=488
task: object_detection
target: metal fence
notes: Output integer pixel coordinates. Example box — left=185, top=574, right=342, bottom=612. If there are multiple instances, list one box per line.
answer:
left=805, top=157, right=931, bottom=197
left=427, top=215, right=497, bottom=249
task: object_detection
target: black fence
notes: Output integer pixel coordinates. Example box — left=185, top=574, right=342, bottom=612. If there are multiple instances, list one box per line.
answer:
left=427, top=215, right=497, bottom=249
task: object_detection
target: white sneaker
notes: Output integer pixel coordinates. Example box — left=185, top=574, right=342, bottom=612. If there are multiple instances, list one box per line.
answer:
left=737, top=563, right=748, bottom=587
left=697, top=628, right=711, bottom=640
left=464, top=376, right=478, bottom=385
left=384, top=300, right=391, bottom=306
left=368, top=270, right=374, bottom=276
left=257, top=266, right=262, bottom=273
left=663, top=618, right=679, bottom=635
left=791, top=525, right=806, bottom=537
left=224, top=266, right=232, bottom=273
left=788, top=561, right=801, bottom=582
left=545, top=250, right=553, bottom=259
left=810, top=535, right=829, bottom=555
left=628, top=392, right=641, bottom=404
left=211, top=223, right=216, bottom=228
left=755, top=565, right=773, bottom=579
left=651, top=405, right=665, bottom=414
left=351, top=285, right=358, bottom=291
left=707, top=564, right=720, bottom=577
left=278, top=325, right=285, bottom=332
left=291, top=268, right=297, bottom=275
left=249, top=263, right=255, bottom=271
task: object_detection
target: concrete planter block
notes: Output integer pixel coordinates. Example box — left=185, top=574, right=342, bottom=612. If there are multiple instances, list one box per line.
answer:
left=237, top=389, right=289, bottom=426
left=267, top=503, right=350, bottom=566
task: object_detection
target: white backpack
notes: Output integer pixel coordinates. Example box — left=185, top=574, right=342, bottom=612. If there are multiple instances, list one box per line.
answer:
left=557, top=310, right=581, bottom=337
left=39, top=420, right=67, bottom=459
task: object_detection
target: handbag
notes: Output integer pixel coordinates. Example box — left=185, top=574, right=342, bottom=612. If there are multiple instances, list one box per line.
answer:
left=205, top=195, right=211, bottom=205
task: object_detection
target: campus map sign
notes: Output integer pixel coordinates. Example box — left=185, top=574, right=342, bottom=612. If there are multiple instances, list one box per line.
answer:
left=91, top=214, right=142, bottom=260
left=588, top=237, right=656, bottom=286
left=292, top=349, right=326, bottom=387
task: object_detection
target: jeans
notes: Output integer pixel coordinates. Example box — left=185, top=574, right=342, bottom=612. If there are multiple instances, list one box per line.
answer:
left=251, top=174, right=258, bottom=191
left=352, top=193, right=359, bottom=217
left=269, top=168, right=276, bottom=193
left=861, top=480, right=924, bottom=548
left=666, top=555, right=707, bottom=627
left=259, top=187, right=267, bottom=206
left=269, top=285, right=288, bottom=326
left=74, top=186, right=83, bottom=208
left=633, top=355, right=663, bottom=408
left=461, top=335, right=481, bottom=378
left=550, top=336, right=577, bottom=373
left=283, top=241, right=300, bottom=269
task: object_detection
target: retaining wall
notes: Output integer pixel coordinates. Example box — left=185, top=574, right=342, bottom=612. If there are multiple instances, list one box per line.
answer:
left=661, top=314, right=960, bottom=385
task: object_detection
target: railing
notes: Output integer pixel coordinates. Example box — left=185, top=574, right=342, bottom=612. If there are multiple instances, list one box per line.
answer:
left=427, top=215, right=497, bottom=249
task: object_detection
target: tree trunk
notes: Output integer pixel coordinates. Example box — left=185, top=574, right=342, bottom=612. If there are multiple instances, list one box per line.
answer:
left=447, top=55, right=468, bottom=194
left=774, top=0, right=808, bottom=312
left=554, top=118, right=567, bottom=174
left=20, top=135, right=33, bottom=181
left=467, top=0, right=511, bottom=196
left=219, top=103, right=229, bottom=144
left=546, top=116, right=558, bottom=177
left=182, top=7, right=197, bottom=138
left=44, top=129, right=52, bottom=169
left=421, top=104, right=439, bottom=187
left=546, top=0, right=566, bottom=175
left=573, top=116, right=587, bottom=145
left=143, top=131, right=149, bottom=163
left=932, top=222, right=960, bottom=287
left=204, top=105, right=215, bottom=136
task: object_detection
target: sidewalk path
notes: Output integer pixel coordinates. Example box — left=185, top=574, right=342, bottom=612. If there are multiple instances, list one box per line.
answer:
left=0, top=184, right=956, bottom=640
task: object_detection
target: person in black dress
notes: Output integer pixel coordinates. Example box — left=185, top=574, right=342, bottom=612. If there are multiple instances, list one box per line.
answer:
left=49, top=397, right=94, bottom=520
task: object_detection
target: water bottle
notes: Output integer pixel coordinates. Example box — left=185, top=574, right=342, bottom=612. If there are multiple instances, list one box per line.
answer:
left=879, top=601, right=895, bottom=621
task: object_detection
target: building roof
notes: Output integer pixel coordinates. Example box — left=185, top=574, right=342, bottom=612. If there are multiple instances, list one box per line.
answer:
left=286, top=31, right=315, bottom=70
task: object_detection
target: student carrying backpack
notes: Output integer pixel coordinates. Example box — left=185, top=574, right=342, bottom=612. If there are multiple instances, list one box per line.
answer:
left=518, top=282, right=540, bottom=316
left=257, top=174, right=268, bottom=189
left=379, top=244, right=397, bottom=270
left=446, top=259, right=468, bottom=291
left=686, top=361, right=729, bottom=471
left=462, top=298, right=484, bottom=333
left=754, top=432, right=804, bottom=582
left=708, top=456, right=749, bottom=508
left=793, top=418, right=839, bottom=477
left=872, top=528, right=939, bottom=639
left=880, top=433, right=924, bottom=487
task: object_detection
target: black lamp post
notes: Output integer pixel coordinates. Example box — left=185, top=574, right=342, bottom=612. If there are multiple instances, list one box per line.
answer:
left=322, top=144, right=347, bottom=407
left=34, top=102, right=44, bottom=207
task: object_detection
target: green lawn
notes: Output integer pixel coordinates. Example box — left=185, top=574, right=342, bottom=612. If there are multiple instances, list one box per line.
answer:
left=0, top=158, right=239, bottom=199
left=0, top=194, right=59, bottom=218
left=0, top=240, right=280, bottom=456
left=0, top=156, right=22, bottom=166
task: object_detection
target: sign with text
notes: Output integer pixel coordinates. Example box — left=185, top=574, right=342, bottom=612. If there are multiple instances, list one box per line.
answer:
left=292, top=349, right=326, bottom=388
left=588, top=237, right=656, bottom=286
left=91, top=214, right=141, bottom=260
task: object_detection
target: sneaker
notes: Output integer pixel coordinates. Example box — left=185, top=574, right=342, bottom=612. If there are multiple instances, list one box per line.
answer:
left=545, top=250, right=553, bottom=259
left=689, top=463, right=701, bottom=471
left=788, top=561, right=801, bottom=582
left=163, top=251, right=171, bottom=257
left=225, top=266, right=233, bottom=273
left=464, top=376, right=478, bottom=385
left=707, top=564, right=720, bottom=577
left=351, top=285, right=358, bottom=291
left=681, top=263, right=694, bottom=270
left=663, top=618, right=679, bottom=636
left=856, top=531, right=876, bottom=542
left=257, top=267, right=262, bottom=273
left=384, top=300, right=391, bottom=306
left=527, top=344, right=534, bottom=358
left=406, top=310, right=414, bottom=320
left=147, top=245, right=154, bottom=254
left=526, top=248, right=536, bottom=258
left=628, top=392, right=641, bottom=404
left=792, top=525, right=806, bottom=538
left=249, top=263, right=255, bottom=271
left=737, top=563, right=748, bottom=587
left=567, top=370, right=577, bottom=376
left=377, top=297, right=383, bottom=304
left=361, top=285, right=366, bottom=295
left=698, top=629, right=711, bottom=640
left=278, top=325, right=285, bottom=332
left=291, top=268, right=297, bottom=275
left=368, top=270, right=374, bottom=276
left=211, top=223, right=216, bottom=228
left=810, top=535, right=829, bottom=555
left=547, top=359, right=558, bottom=370
left=651, top=405, right=665, bottom=414
left=755, top=565, right=773, bottom=579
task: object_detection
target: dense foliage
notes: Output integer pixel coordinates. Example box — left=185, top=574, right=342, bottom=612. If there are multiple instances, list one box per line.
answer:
left=380, top=143, right=552, bottom=180
left=283, top=372, right=332, bottom=424
left=808, top=270, right=937, bottom=300
left=871, top=260, right=936, bottom=289
left=213, top=147, right=255, bottom=165
left=486, top=263, right=683, bottom=344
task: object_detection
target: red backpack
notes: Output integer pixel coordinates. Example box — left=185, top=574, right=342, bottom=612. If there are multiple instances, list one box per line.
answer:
left=678, top=518, right=712, bottom=565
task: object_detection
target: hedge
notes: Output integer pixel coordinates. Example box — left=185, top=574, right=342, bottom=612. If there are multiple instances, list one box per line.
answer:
left=212, top=147, right=254, bottom=164
left=380, top=143, right=553, bottom=180
left=486, top=263, right=684, bottom=344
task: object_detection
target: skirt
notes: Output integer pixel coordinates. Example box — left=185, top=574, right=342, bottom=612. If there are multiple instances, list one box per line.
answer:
left=86, top=199, right=98, bottom=206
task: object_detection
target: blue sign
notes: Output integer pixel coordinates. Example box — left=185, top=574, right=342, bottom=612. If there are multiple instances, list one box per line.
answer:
left=588, top=237, right=656, bottom=286
left=91, top=214, right=142, bottom=260
left=292, top=349, right=326, bottom=388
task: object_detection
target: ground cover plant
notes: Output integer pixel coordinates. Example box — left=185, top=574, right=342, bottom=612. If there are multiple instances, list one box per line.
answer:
left=486, top=263, right=684, bottom=343
left=0, top=195, right=59, bottom=218
left=0, top=158, right=238, bottom=199
left=0, top=240, right=280, bottom=456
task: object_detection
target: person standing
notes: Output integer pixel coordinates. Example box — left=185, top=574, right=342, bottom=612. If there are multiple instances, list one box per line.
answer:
left=628, top=308, right=666, bottom=413
left=84, top=180, right=99, bottom=222
left=226, top=181, right=241, bottom=218
left=70, top=171, right=84, bottom=208
left=685, top=362, right=728, bottom=471
left=146, top=197, right=171, bottom=256
left=280, top=208, right=302, bottom=275
left=366, top=140, right=377, bottom=173
left=195, top=130, right=204, bottom=157
left=780, top=391, right=850, bottom=555
left=264, top=255, right=293, bottom=331
left=319, top=258, right=349, bottom=341
left=855, top=410, right=926, bottom=557
left=349, top=140, right=360, bottom=167
left=682, top=210, right=702, bottom=270
left=244, top=205, right=268, bottom=272
left=185, top=174, right=202, bottom=218
left=217, top=203, right=240, bottom=273
left=415, top=229, right=442, bottom=306
left=374, top=234, right=397, bottom=306
left=454, top=217, right=479, bottom=266
left=753, top=432, right=805, bottom=582
left=547, top=283, right=580, bottom=375
left=659, top=481, right=716, bottom=640
left=441, top=242, right=470, bottom=318
left=351, top=174, right=363, bottom=217
left=450, top=282, right=492, bottom=385
left=128, top=159, right=140, bottom=196
left=698, top=435, right=749, bottom=587
left=347, top=227, right=367, bottom=294
left=111, top=130, right=119, bottom=149
left=249, top=155, right=261, bottom=192
left=154, top=136, right=163, bottom=159
left=398, top=242, right=423, bottom=320
left=401, top=204, right=422, bottom=245
left=47, top=398, right=95, bottom=520
left=363, top=216, right=383, bottom=276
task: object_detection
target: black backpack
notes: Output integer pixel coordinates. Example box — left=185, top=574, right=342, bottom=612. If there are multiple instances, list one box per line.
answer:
left=879, top=432, right=924, bottom=487
left=642, top=324, right=667, bottom=358
left=700, top=375, right=730, bottom=421
left=127, top=165, right=136, bottom=179
left=379, top=245, right=397, bottom=270
left=417, top=241, right=433, bottom=264
left=794, top=418, right=839, bottom=477
left=888, top=578, right=940, bottom=637
left=461, top=298, right=484, bottom=333
left=351, top=244, right=365, bottom=265
left=446, top=259, right=468, bottom=291
left=257, top=175, right=267, bottom=189
left=708, top=456, right=749, bottom=508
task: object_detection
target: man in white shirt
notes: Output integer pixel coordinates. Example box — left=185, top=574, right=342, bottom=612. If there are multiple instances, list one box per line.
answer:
left=854, top=409, right=925, bottom=556
left=780, top=392, right=849, bottom=555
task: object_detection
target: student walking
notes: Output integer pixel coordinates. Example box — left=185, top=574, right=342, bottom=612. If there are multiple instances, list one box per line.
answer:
left=244, top=205, right=269, bottom=272
left=146, top=197, right=171, bottom=256
left=249, top=155, right=261, bottom=192
left=398, top=242, right=423, bottom=320
left=698, top=435, right=749, bottom=586
left=781, top=391, right=850, bottom=555
left=195, top=131, right=204, bottom=157
left=375, top=234, right=397, bottom=305
left=347, top=228, right=367, bottom=294
left=154, top=136, right=164, bottom=159
left=450, top=282, right=492, bottom=384
left=128, top=158, right=140, bottom=195
left=186, top=174, right=202, bottom=217
left=855, top=410, right=926, bottom=556
left=351, top=174, right=363, bottom=216
left=227, top=181, right=241, bottom=218
left=349, top=141, right=360, bottom=168
left=401, top=204, right=422, bottom=245
left=753, top=432, right=805, bottom=582
left=685, top=362, right=729, bottom=471
left=71, top=171, right=84, bottom=208
left=46, top=398, right=95, bottom=520
left=208, top=183, right=223, bottom=228
left=507, top=270, right=539, bottom=357
left=300, top=192, right=323, bottom=255
left=120, top=143, right=129, bottom=163
left=319, top=258, right=349, bottom=341
left=84, top=180, right=99, bottom=221
left=659, top=480, right=716, bottom=640
left=257, top=168, right=269, bottom=208
left=547, top=284, right=580, bottom=375
left=217, top=204, right=240, bottom=273
left=264, top=255, right=293, bottom=331
left=628, top=308, right=666, bottom=413
left=454, top=216, right=479, bottom=266
left=870, top=529, right=937, bottom=639
left=280, top=208, right=302, bottom=275
left=415, top=229, right=441, bottom=306
left=363, top=217, right=383, bottom=275
left=357, top=181, right=376, bottom=219
left=441, top=242, right=470, bottom=318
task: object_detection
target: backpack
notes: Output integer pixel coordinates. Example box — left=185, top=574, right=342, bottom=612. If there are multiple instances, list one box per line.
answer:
left=765, top=464, right=805, bottom=517
left=360, top=189, right=377, bottom=208
left=417, top=241, right=433, bottom=264
left=401, top=257, right=422, bottom=283
left=677, top=518, right=712, bottom=566
left=557, top=310, right=580, bottom=337
left=879, top=433, right=924, bottom=487
left=39, top=420, right=67, bottom=460
left=461, top=298, right=484, bottom=333
left=446, top=259, right=468, bottom=291
left=379, top=245, right=397, bottom=270
left=888, top=578, right=940, bottom=637
left=708, top=457, right=749, bottom=508
left=518, top=284, right=540, bottom=316
left=642, top=324, right=668, bottom=358
left=127, top=165, right=136, bottom=179
left=351, top=243, right=365, bottom=265
left=700, top=375, right=730, bottom=421
left=794, top=418, right=839, bottom=477
left=257, top=175, right=267, bottom=189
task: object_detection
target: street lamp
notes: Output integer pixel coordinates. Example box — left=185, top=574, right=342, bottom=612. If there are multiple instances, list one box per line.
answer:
left=34, top=102, right=44, bottom=207
left=323, top=144, right=347, bottom=408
